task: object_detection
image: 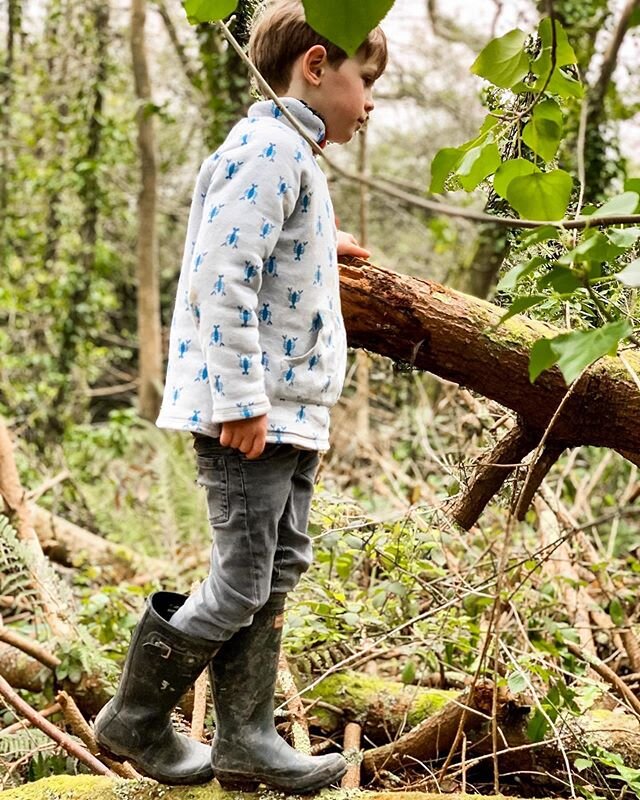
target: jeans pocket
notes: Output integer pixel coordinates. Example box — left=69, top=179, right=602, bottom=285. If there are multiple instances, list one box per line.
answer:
left=195, top=455, right=229, bottom=524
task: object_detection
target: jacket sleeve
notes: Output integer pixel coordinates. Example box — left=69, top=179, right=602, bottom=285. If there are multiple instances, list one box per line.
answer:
left=187, top=128, right=303, bottom=423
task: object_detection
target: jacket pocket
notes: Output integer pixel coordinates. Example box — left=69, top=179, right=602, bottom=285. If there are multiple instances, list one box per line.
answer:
left=277, top=309, right=347, bottom=407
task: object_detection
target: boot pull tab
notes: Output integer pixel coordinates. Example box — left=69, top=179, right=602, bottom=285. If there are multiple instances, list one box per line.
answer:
left=273, top=613, right=284, bottom=630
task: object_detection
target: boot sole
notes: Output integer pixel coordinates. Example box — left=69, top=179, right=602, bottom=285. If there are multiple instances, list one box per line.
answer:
left=97, top=739, right=213, bottom=786
left=215, top=760, right=348, bottom=794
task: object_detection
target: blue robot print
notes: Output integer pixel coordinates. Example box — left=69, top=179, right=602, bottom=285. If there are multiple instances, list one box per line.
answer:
left=260, top=219, right=275, bottom=240
left=240, top=132, right=252, bottom=146
left=241, top=183, right=259, bottom=204
left=300, top=191, right=313, bottom=213
left=223, top=227, right=240, bottom=249
left=209, top=325, right=224, bottom=347
left=210, top=152, right=221, bottom=164
left=316, top=216, right=323, bottom=236
left=225, top=159, right=243, bottom=180
left=293, top=240, right=308, bottom=261
left=171, top=386, right=183, bottom=405
left=238, top=354, right=253, bottom=375
left=236, top=402, right=255, bottom=419
left=313, top=265, right=323, bottom=286
left=238, top=306, right=252, bottom=327
left=244, top=261, right=259, bottom=283
left=277, top=177, right=291, bottom=197
left=265, top=254, right=278, bottom=277
left=288, top=288, right=303, bottom=310
left=294, top=150, right=304, bottom=163
left=178, top=338, right=191, bottom=359
left=282, top=336, right=298, bottom=356
left=270, top=425, right=287, bottom=443
left=190, top=302, right=201, bottom=326
left=260, top=142, right=277, bottom=161
left=189, top=409, right=202, bottom=425
left=321, top=376, right=332, bottom=394
left=310, top=311, right=323, bottom=332
left=193, top=251, right=207, bottom=272
left=259, top=303, right=273, bottom=325
left=208, top=203, right=225, bottom=223
left=296, top=405, right=307, bottom=424
left=211, top=274, right=226, bottom=296
left=213, top=375, right=225, bottom=396
left=308, top=353, right=321, bottom=371
left=282, top=365, right=296, bottom=386
left=261, top=351, right=270, bottom=371
left=270, top=102, right=283, bottom=119
left=195, top=363, right=209, bottom=383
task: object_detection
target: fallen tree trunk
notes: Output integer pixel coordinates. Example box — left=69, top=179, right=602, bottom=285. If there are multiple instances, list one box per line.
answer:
left=339, top=260, right=640, bottom=525
left=339, top=259, right=640, bottom=455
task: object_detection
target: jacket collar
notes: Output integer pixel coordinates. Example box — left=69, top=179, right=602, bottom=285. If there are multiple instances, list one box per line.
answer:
left=248, top=97, right=326, bottom=147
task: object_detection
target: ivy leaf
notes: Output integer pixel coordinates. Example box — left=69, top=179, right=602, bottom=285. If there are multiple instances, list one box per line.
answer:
left=182, top=0, right=238, bottom=23
left=470, top=29, right=530, bottom=89
left=456, top=140, right=501, bottom=191
left=533, top=17, right=578, bottom=73
left=527, top=709, right=549, bottom=742
left=529, top=338, right=558, bottom=383
left=507, top=170, right=573, bottom=221
left=608, top=227, right=640, bottom=248
left=497, top=295, right=545, bottom=325
left=497, top=256, right=545, bottom=292
left=617, top=258, right=640, bottom=287
left=302, top=0, right=394, bottom=56
left=522, top=98, right=563, bottom=162
left=591, top=191, right=640, bottom=219
left=493, top=158, right=540, bottom=200
left=558, top=232, right=626, bottom=265
left=517, top=225, right=559, bottom=249
left=429, top=147, right=463, bottom=193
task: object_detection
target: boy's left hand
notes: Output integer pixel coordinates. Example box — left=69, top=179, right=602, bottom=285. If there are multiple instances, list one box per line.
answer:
left=336, top=230, right=371, bottom=259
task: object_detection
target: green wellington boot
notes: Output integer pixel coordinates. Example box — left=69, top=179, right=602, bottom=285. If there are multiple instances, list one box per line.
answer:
left=95, top=591, right=221, bottom=785
left=209, top=594, right=347, bottom=792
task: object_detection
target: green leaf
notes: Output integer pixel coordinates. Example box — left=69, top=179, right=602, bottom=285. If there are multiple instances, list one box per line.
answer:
left=617, top=258, right=640, bottom=287
left=592, top=191, right=640, bottom=219
left=609, top=597, right=625, bottom=626
left=527, top=709, right=549, bottom=742
left=470, top=29, right=530, bottom=89
left=629, top=7, right=640, bottom=27
left=558, top=232, right=626, bottom=265
left=507, top=170, right=573, bottom=221
left=518, top=225, right=559, bottom=248
left=497, top=295, right=545, bottom=325
left=507, top=671, right=528, bottom=694
left=574, top=757, right=593, bottom=772
left=493, top=158, right=540, bottom=200
left=537, top=265, right=580, bottom=293
left=529, top=338, right=559, bottom=382
left=521, top=98, right=563, bottom=162
left=608, top=227, right=640, bottom=248
left=456, top=140, right=501, bottom=191
left=429, top=147, right=463, bottom=193
left=497, top=256, right=545, bottom=292
left=552, top=320, right=632, bottom=384
left=182, top=0, right=238, bottom=23
left=624, top=178, right=640, bottom=196
left=533, top=17, right=578, bottom=73
left=302, top=0, right=394, bottom=56
left=401, top=660, right=417, bottom=685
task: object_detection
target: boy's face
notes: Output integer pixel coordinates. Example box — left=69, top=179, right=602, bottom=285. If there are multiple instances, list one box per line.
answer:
left=313, top=52, right=379, bottom=144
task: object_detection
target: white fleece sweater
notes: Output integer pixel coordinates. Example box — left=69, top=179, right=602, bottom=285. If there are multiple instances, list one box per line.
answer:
left=156, top=98, right=347, bottom=450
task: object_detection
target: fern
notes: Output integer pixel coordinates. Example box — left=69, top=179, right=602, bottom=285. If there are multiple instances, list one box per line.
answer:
left=0, top=727, right=53, bottom=759
left=0, top=514, right=37, bottom=604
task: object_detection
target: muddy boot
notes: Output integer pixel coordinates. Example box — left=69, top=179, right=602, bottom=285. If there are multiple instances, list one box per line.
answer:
left=209, top=594, right=347, bottom=792
left=95, top=591, right=222, bottom=785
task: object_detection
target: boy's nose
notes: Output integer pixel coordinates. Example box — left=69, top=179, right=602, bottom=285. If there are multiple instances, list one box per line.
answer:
left=365, top=94, right=375, bottom=113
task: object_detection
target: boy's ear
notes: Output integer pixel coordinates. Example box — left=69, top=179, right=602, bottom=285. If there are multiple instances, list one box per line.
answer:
left=301, top=45, right=328, bottom=86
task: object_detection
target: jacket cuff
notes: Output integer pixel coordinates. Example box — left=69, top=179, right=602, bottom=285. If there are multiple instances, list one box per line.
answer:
left=211, top=397, right=271, bottom=423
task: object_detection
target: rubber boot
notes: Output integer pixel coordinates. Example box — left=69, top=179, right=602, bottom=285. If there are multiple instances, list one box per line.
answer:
left=95, top=591, right=222, bottom=785
left=209, top=594, right=347, bottom=792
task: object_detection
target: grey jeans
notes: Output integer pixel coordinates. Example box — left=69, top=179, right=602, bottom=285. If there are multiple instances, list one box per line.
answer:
left=170, top=435, right=319, bottom=641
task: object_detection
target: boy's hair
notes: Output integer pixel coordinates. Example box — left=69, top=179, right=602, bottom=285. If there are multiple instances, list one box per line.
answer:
left=249, top=0, right=388, bottom=94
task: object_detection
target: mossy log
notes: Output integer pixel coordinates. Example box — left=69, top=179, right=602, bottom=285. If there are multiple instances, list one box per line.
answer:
left=0, top=775, right=550, bottom=800
left=338, top=259, right=640, bottom=525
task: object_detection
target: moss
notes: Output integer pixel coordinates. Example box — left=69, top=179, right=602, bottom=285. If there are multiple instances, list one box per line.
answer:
left=0, top=777, right=543, bottom=800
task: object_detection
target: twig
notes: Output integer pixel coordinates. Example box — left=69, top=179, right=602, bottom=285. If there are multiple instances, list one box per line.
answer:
left=1, top=702, right=61, bottom=735
left=190, top=670, right=208, bottom=742
left=0, top=674, right=114, bottom=776
left=277, top=651, right=311, bottom=753
left=26, top=470, right=71, bottom=503
left=0, top=624, right=60, bottom=669
left=56, top=691, right=140, bottom=779
left=341, top=721, right=362, bottom=789
left=565, top=641, right=640, bottom=718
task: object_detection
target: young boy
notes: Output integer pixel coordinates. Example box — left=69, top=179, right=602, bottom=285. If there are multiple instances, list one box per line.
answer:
left=95, top=0, right=387, bottom=791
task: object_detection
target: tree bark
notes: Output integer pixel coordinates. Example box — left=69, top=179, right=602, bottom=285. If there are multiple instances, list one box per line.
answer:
left=131, top=0, right=163, bottom=421
left=339, top=259, right=640, bottom=456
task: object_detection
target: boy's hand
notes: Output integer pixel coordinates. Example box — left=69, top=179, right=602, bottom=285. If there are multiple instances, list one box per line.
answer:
left=220, top=415, right=268, bottom=459
left=336, top=230, right=371, bottom=259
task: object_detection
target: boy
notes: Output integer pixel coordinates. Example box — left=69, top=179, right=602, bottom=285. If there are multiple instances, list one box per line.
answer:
left=95, top=0, right=387, bottom=791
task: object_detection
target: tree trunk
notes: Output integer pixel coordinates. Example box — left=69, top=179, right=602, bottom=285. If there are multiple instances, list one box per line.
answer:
left=339, top=259, right=640, bottom=456
left=131, top=0, right=163, bottom=421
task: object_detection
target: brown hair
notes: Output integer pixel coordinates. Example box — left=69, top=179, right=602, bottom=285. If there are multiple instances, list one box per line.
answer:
left=248, top=0, right=388, bottom=94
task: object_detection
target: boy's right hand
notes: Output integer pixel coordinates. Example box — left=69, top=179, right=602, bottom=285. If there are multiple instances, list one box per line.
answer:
left=220, top=415, right=268, bottom=459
